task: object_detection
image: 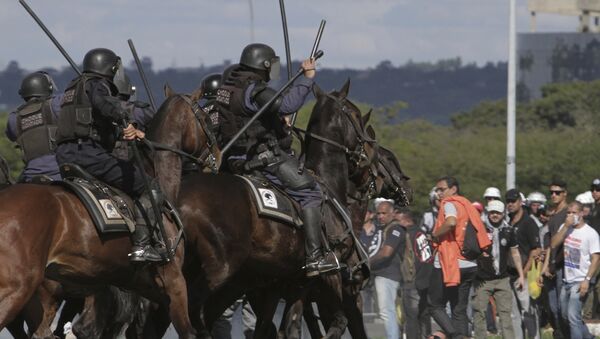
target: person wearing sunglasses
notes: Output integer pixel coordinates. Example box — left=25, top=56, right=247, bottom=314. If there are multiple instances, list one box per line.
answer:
left=539, top=178, right=570, bottom=339
left=505, top=188, right=541, bottom=339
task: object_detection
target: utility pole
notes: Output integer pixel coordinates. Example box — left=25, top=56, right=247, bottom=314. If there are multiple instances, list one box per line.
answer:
left=507, top=0, right=516, bottom=190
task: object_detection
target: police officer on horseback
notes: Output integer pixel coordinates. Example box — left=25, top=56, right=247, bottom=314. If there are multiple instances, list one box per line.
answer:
left=216, top=43, right=339, bottom=277
left=6, top=71, right=62, bottom=182
left=54, top=48, right=163, bottom=263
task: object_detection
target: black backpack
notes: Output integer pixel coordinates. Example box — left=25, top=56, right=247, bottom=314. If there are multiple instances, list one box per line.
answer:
left=460, top=221, right=483, bottom=261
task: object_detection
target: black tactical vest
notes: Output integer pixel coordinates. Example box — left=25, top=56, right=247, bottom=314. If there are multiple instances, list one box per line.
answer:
left=15, top=97, right=57, bottom=162
left=56, top=74, right=118, bottom=151
left=215, top=66, right=290, bottom=156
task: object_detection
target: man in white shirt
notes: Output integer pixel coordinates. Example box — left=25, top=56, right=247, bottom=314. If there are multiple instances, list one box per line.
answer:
left=551, top=201, right=600, bottom=339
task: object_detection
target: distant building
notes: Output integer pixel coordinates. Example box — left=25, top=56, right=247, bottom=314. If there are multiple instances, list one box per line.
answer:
left=517, top=32, right=600, bottom=101
left=518, top=1, right=600, bottom=101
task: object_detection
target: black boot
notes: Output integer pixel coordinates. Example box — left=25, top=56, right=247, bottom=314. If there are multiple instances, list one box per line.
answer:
left=128, top=224, right=163, bottom=262
left=303, top=207, right=339, bottom=277
left=128, top=194, right=163, bottom=263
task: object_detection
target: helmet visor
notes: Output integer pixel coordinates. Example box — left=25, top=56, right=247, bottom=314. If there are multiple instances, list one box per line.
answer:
left=268, top=57, right=280, bottom=81
left=113, top=60, right=132, bottom=97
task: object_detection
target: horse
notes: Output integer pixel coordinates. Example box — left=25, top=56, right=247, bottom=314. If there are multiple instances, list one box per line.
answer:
left=0, top=85, right=218, bottom=339
left=145, top=79, right=380, bottom=339
left=297, top=141, right=413, bottom=339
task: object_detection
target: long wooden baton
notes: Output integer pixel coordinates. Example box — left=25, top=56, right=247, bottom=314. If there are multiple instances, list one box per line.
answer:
left=127, top=39, right=157, bottom=112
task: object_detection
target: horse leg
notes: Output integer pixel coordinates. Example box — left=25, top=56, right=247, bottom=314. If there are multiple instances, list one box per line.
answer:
left=318, top=276, right=347, bottom=339
left=343, top=289, right=368, bottom=339
left=279, top=299, right=304, bottom=339
left=72, top=294, right=105, bottom=339
left=245, top=289, right=279, bottom=339
left=303, top=302, right=324, bottom=339
left=0, top=279, right=39, bottom=329
left=6, top=316, right=27, bottom=339
left=29, top=280, right=67, bottom=339
left=156, top=263, right=197, bottom=339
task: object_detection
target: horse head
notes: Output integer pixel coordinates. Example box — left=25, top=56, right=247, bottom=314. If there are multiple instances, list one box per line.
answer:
left=307, top=79, right=379, bottom=200
left=146, top=87, right=221, bottom=202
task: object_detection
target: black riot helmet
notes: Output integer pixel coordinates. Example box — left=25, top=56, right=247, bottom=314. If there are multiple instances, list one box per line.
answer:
left=18, top=71, right=55, bottom=100
left=201, top=73, right=222, bottom=100
left=239, top=43, right=280, bottom=81
left=83, top=48, right=121, bottom=78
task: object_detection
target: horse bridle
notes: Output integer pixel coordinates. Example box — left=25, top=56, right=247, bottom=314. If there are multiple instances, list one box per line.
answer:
left=144, top=94, right=220, bottom=173
left=376, top=146, right=411, bottom=207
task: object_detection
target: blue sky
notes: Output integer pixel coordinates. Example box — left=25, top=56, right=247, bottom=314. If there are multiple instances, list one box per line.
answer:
left=0, top=0, right=578, bottom=71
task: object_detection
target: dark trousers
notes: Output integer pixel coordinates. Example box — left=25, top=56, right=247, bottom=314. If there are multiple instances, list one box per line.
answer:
left=56, top=141, right=146, bottom=198
left=402, top=285, right=431, bottom=339
left=428, top=266, right=476, bottom=337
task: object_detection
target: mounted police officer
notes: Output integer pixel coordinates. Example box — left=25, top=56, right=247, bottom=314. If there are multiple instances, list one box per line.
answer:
left=6, top=71, right=62, bottom=182
left=54, top=47, right=162, bottom=263
left=216, top=43, right=338, bottom=277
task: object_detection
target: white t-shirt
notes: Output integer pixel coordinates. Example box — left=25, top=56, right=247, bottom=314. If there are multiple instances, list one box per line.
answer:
left=559, top=223, right=600, bottom=283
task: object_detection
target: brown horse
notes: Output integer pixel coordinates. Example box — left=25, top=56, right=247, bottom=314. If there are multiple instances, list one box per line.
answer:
left=297, top=141, right=413, bottom=339
left=0, top=85, right=218, bottom=338
left=146, top=80, right=377, bottom=339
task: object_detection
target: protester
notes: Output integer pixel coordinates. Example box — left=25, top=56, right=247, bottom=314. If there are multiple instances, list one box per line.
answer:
left=505, top=188, right=541, bottom=339
left=551, top=201, right=600, bottom=339
left=395, top=208, right=433, bottom=339
left=540, top=178, right=570, bottom=339
left=429, top=176, right=491, bottom=338
left=370, top=200, right=405, bottom=339
left=472, top=200, right=524, bottom=339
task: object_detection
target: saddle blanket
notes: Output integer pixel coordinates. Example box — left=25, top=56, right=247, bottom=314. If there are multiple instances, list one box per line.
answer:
left=237, top=175, right=303, bottom=228
left=54, top=178, right=135, bottom=234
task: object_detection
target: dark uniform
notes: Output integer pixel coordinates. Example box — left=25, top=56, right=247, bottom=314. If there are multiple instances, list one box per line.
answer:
left=54, top=48, right=162, bottom=262
left=215, top=43, right=337, bottom=277
left=6, top=72, right=61, bottom=182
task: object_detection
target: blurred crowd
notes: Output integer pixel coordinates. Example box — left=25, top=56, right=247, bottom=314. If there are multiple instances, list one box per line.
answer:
left=360, top=176, right=600, bottom=339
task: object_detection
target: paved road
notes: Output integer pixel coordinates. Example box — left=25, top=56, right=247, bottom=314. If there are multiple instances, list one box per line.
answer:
left=0, top=302, right=386, bottom=338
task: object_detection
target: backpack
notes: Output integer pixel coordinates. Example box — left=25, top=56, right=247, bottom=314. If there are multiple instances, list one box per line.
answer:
left=460, top=220, right=482, bottom=261
left=399, top=227, right=416, bottom=284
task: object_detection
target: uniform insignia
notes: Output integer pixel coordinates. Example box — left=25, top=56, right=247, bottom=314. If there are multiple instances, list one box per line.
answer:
left=392, top=230, right=401, bottom=237
left=216, top=89, right=231, bottom=105
left=258, top=188, right=278, bottom=208
left=99, top=199, right=122, bottom=219
left=63, top=89, right=75, bottom=104
left=501, top=238, right=507, bottom=246
left=20, top=112, right=43, bottom=130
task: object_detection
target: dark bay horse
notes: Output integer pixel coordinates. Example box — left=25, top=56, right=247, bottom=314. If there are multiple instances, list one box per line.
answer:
left=298, top=142, right=413, bottom=339
left=154, top=80, right=380, bottom=339
left=0, top=85, right=218, bottom=339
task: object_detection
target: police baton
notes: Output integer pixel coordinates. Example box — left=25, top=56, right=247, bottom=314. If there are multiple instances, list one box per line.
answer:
left=127, top=39, right=158, bottom=112
left=19, top=0, right=81, bottom=76
left=278, top=0, right=293, bottom=81
left=290, top=19, right=325, bottom=126
left=221, top=50, right=324, bottom=156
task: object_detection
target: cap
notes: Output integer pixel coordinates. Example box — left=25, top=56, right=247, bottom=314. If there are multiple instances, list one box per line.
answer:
left=505, top=188, right=521, bottom=201
left=591, top=178, right=600, bottom=190
left=487, top=200, right=505, bottom=213
left=483, top=187, right=501, bottom=199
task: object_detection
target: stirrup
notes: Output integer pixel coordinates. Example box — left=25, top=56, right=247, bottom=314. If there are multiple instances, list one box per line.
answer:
left=304, top=252, right=340, bottom=277
left=128, top=245, right=164, bottom=263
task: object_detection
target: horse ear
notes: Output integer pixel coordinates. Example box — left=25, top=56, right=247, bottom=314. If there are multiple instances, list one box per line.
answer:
left=190, top=86, right=203, bottom=102
left=366, top=125, right=376, bottom=139
left=164, top=83, right=175, bottom=98
left=339, top=78, right=351, bottom=99
left=312, top=83, right=325, bottom=99
left=362, top=109, right=372, bottom=126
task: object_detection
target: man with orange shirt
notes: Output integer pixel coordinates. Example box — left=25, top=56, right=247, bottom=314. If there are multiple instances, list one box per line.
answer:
left=429, top=176, right=491, bottom=339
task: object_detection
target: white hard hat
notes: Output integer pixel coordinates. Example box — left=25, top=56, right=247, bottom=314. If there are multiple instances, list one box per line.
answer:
left=527, top=191, right=547, bottom=204
left=486, top=200, right=505, bottom=213
left=575, top=191, right=594, bottom=205
left=483, top=187, right=501, bottom=199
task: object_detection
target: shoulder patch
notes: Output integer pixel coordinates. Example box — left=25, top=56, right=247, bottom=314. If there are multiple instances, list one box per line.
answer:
left=392, top=229, right=401, bottom=237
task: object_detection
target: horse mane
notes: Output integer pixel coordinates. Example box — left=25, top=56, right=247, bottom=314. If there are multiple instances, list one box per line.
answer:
left=145, top=95, right=180, bottom=142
